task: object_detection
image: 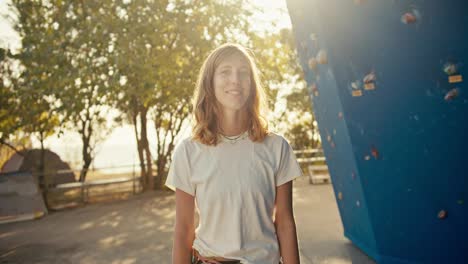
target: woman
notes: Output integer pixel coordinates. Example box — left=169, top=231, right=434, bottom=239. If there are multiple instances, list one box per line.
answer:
left=166, top=43, right=302, bottom=264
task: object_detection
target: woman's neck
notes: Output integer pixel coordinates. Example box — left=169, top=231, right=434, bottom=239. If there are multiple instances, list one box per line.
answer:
left=218, top=109, right=249, bottom=136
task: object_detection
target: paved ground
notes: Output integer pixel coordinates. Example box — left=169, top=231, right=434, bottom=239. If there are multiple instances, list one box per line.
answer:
left=0, top=177, right=376, bottom=264
left=293, top=177, right=376, bottom=264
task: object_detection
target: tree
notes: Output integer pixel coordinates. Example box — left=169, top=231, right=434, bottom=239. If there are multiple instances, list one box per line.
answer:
left=245, top=27, right=319, bottom=149
left=10, top=0, right=63, bottom=166
left=54, top=1, right=115, bottom=182
left=10, top=0, right=113, bottom=184
left=0, top=47, right=23, bottom=153
left=283, top=75, right=321, bottom=150
left=107, top=0, right=252, bottom=190
left=5, top=0, right=319, bottom=192
left=4, top=0, right=68, bottom=208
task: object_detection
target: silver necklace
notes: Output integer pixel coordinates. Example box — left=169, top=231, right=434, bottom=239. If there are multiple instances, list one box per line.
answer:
left=220, top=131, right=248, bottom=144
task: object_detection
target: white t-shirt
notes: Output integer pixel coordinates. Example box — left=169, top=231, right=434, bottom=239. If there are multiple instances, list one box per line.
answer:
left=165, top=131, right=303, bottom=264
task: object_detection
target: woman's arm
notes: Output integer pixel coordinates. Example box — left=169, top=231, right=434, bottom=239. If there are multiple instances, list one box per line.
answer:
left=274, top=181, right=300, bottom=264
left=172, top=189, right=196, bottom=264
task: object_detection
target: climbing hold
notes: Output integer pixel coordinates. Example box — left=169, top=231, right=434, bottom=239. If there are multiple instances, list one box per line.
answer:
left=352, top=172, right=356, bottom=180
left=352, top=90, right=363, bottom=97
left=364, top=83, right=375, bottom=90
left=443, top=63, right=458, bottom=75
left=351, top=81, right=360, bottom=90
left=401, top=13, right=417, bottom=24
left=356, top=200, right=361, bottom=207
left=401, top=9, right=420, bottom=24
left=449, top=75, right=463, bottom=83
left=371, top=145, right=380, bottom=159
left=457, top=200, right=464, bottom=205
left=437, top=210, right=447, bottom=219
left=444, top=88, right=459, bottom=101
left=351, top=81, right=363, bottom=97
left=363, top=72, right=377, bottom=83
left=363, top=71, right=377, bottom=90
left=338, top=192, right=343, bottom=200
left=338, top=112, right=343, bottom=119
left=364, top=155, right=371, bottom=161
left=316, top=50, right=328, bottom=64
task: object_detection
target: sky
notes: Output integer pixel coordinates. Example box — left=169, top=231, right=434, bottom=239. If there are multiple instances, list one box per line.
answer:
left=0, top=0, right=294, bottom=172
left=0, top=0, right=20, bottom=52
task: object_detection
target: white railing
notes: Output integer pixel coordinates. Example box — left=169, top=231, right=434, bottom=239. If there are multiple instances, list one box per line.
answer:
left=294, top=149, right=331, bottom=184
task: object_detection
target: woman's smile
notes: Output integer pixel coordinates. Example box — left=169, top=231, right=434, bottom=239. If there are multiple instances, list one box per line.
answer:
left=226, top=89, right=242, bottom=96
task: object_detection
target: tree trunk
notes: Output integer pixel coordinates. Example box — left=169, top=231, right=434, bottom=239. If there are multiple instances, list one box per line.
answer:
left=132, top=109, right=147, bottom=189
left=140, top=107, right=153, bottom=190
left=79, top=144, right=92, bottom=182
left=38, top=130, right=50, bottom=209
left=78, top=118, right=93, bottom=182
left=156, top=155, right=168, bottom=189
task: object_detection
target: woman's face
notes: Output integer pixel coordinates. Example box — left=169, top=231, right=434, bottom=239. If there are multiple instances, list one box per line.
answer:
left=213, top=52, right=252, bottom=113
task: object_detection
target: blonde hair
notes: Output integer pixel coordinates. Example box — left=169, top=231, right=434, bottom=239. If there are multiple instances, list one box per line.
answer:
left=191, top=43, right=270, bottom=146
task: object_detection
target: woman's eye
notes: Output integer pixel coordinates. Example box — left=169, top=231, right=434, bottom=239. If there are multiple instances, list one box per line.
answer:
left=239, top=71, right=249, bottom=79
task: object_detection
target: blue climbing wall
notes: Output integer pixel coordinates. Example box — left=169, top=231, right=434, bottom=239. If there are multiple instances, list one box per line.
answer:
left=286, top=0, right=468, bottom=263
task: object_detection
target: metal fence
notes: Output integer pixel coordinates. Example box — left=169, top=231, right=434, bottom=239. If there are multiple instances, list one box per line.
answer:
left=2, top=148, right=329, bottom=211
left=43, top=164, right=148, bottom=210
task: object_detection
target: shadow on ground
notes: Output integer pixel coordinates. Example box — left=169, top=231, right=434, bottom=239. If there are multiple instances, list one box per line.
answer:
left=0, top=177, right=376, bottom=264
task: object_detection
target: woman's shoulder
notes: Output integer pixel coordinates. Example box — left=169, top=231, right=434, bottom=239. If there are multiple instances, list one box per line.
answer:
left=262, top=131, right=290, bottom=146
left=174, top=136, right=195, bottom=149
left=174, top=135, right=207, bottom=152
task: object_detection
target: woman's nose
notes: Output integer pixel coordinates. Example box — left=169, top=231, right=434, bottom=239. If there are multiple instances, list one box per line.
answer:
left=230, top=71, right=240, bottom=84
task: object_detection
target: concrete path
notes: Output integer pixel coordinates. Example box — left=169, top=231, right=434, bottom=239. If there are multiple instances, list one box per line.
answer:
left=0, top=177, right=376, bottom=264
left=293, top=177, right=376, bottom=264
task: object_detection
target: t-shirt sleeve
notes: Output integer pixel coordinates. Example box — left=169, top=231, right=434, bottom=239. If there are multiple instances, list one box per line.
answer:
left=165, top=140, right=195, bottom=196
left=276, top=137, right=304, bottom=186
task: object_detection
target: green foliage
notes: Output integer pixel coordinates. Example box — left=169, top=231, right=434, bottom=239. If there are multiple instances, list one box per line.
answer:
left=3, top=0, right=319, bottom=186
left=282, top=82, right=320, bottom=150
left=245, top=28, right=319, bottom=149
left=0, top=48, right=19, bottom=141
left=1, top=0, right=62, bottom=147
left=100, top=0, right=258, bottom=188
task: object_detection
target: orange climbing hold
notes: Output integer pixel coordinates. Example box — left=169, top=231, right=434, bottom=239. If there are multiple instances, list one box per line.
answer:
left=401, top=9, right=421, bottom=25
left=371, top=145, right=380, bottom=159
left=438, top=210, right=448, bottom=219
